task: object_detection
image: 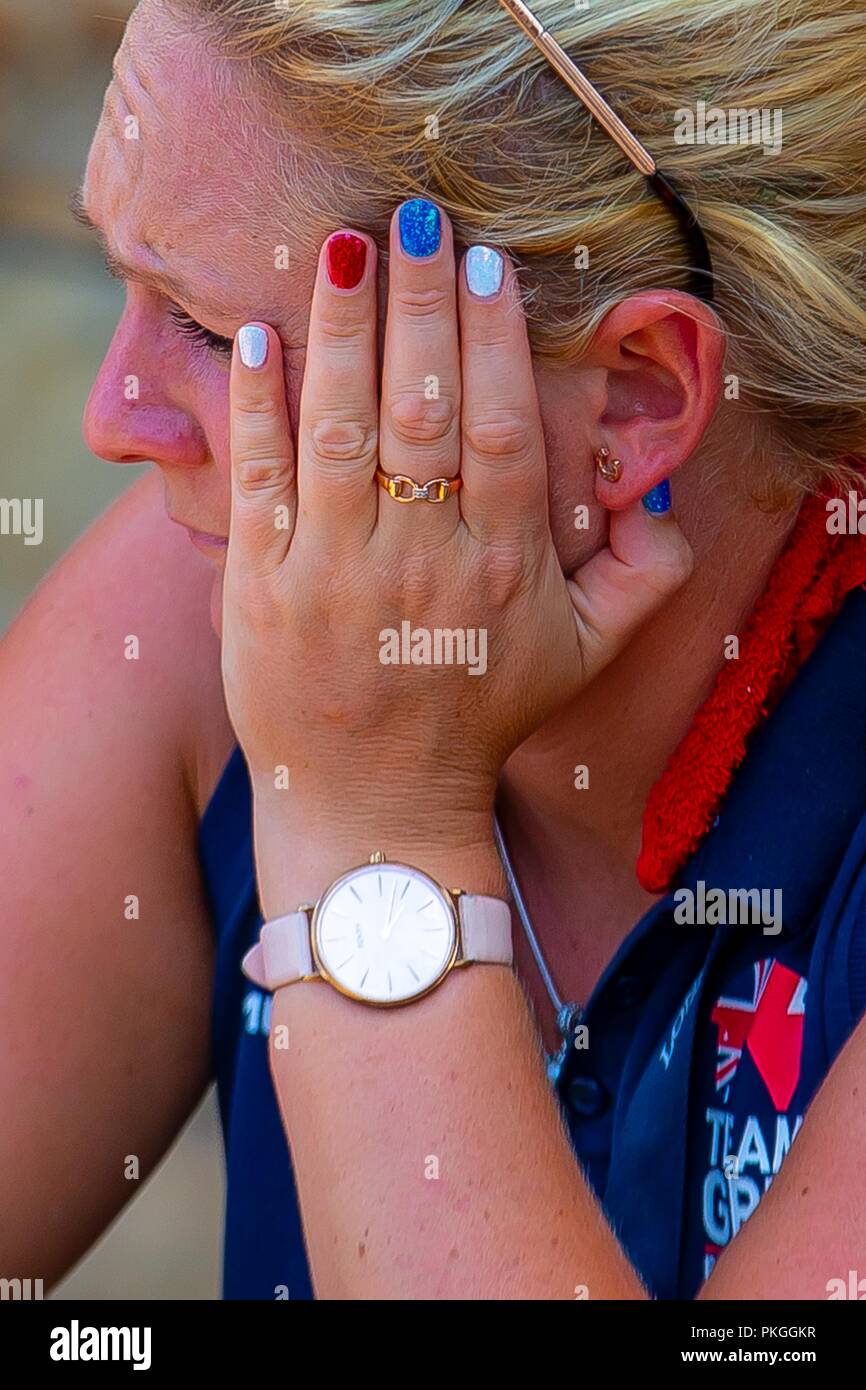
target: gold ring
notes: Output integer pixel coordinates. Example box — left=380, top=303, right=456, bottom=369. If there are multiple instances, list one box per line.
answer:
left=375, top=468, right=462, bottom=504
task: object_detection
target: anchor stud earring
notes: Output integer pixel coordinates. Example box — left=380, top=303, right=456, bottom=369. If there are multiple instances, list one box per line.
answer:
left=595, top=447, right=622, bottom=483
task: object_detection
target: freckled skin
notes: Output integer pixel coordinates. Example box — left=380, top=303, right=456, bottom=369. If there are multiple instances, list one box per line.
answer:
left=82, top=1, right=317, bottom=590
left=8, top=1, right=831, bottom=1300
left=81, top=0, right=601, bottom=636
left=75, top=0, right=766, bottom=1073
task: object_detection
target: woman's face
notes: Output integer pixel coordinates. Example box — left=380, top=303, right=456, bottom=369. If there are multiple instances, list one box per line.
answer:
left=81, top=0, right=606, bottom=597
left=81, top=0, right=314, bottom=570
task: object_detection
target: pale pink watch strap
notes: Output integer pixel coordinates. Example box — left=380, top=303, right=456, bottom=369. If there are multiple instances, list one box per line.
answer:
left=458, top=894, right=513, bottom=965
left=241, top=894, right=512, bottom=993
left=241, top=912, right=312, bottom=992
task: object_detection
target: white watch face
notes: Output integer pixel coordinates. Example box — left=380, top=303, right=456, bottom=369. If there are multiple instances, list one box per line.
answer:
left=312, top=862, right=458, bottom=1004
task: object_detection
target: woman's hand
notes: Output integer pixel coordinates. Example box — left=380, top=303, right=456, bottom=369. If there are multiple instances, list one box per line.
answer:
left=221, top=202, right=691, bottom=904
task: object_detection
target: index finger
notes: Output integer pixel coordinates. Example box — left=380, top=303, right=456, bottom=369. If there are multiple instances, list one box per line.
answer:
left=229, top=321, right=297, bottom=579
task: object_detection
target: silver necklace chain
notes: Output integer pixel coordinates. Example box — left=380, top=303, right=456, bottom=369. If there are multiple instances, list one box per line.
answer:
left=493, top=813, right=584, bottom=1049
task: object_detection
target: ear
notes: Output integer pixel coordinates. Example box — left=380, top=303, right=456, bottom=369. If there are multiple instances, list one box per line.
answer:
left=586, top=290, right=725, bottom=510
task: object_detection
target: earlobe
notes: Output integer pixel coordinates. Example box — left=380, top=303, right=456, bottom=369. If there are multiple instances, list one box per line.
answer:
left=590, top=290, right=725, bottom=509
left=592, top=445, right=671, bottom=515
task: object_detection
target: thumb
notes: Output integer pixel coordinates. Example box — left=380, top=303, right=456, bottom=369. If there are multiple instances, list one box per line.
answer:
left=228, top=322, right=296, bottom=580
left=567, top=484, right=694, bottom=681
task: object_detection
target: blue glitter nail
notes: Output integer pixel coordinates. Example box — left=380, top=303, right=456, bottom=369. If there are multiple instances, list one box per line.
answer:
left=642, top=480, right=672, bottom=515
left=399, top=199, right=441, bottom=258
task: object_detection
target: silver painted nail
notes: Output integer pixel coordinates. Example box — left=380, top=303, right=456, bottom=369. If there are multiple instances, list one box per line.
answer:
left=466, top=245, right=504, bottom=299
left=237, top=324, right=269, bottom=369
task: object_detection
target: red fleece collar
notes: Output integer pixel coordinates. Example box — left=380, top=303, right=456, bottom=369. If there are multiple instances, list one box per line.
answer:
left=637, top=483, right=866, bottom=895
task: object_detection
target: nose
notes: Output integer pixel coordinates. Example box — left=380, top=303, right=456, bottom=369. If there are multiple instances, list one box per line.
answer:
left=83, top=316, right=210, bottom=469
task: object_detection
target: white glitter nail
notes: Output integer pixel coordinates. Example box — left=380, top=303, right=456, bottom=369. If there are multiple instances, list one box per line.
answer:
left=465, top=245, right=504, bottom=299
left=237, top=325, right=269, bottom=369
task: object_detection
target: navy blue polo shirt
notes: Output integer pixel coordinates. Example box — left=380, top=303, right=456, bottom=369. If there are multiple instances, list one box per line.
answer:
left=199, top=588, right=866, bottom=1300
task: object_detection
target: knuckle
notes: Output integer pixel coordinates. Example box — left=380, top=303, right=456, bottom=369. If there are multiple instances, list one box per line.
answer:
left=234, top=411, right=291, bottom=489
left=480, top=542, right=528, bottom=607
left=393, top=285, right=451, bottom=321
left=225, top=572, right=282, bottom=634
left=235, top=454, right=289, bottom=491
left=316, top=315, right=368, bottom=352
left=393, top=566, right=437, bottom=613
left=667, top=535, right=696, bottom=585
left=308, top=416, right=378, bottom=467
left=388, top=545, right=447, bottom=610
left=464, top=408, right=535, bottom=463
left=235, top=387, right=282, bottom=421
left=388, top=390, right=457, bottom=448
left=647, top=536, right=695, bottom=595
left=467, top=328, right=513, bottom=359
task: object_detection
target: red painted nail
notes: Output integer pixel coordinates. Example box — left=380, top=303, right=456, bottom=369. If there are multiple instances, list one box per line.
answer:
left=326, top=232, right=367, bottom=290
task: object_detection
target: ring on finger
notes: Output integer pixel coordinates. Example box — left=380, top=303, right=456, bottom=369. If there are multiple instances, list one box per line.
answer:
left=375, top=468, right=462, bottom=504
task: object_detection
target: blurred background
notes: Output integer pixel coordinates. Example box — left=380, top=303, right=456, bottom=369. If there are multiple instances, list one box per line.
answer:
left=0, top=0, right=224, bottom=1298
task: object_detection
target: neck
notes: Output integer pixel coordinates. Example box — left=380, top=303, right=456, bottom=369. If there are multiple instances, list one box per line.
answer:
left=497, top=456, right=798, bottom=1006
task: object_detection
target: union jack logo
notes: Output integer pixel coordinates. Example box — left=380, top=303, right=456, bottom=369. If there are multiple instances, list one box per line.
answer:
left=710, top=960, right=806, bottom=1110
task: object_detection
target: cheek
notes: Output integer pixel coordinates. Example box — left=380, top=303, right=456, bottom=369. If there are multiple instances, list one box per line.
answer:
left=544, top=427, right=608, bottom=573
left=202, top=373, right=232, bottom=481
left=129, top=291, right=234, bottom=481
left=549, top=495, right=609, bottom=574
left=180, top=372, right=233, bottom=534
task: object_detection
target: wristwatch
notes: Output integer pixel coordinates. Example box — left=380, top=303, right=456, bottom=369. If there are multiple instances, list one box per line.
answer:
left=242, top=852, right=513, bottom=1006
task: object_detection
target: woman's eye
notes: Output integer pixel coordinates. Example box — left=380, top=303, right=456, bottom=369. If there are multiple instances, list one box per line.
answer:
left=167, top=305, right=234, bottom=360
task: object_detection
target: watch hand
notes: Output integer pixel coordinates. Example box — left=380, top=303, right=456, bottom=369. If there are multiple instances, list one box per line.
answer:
left=382, top=902, right=409, bottom=941
left=381, top=881, right=399, bottom=941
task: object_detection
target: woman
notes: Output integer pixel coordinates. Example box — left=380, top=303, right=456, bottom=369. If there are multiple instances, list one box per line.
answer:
left=4, top=0, right=866, bottom=1300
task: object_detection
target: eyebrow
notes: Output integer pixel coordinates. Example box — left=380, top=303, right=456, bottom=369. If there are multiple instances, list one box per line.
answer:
left=68, top=186, right=238, bottom=322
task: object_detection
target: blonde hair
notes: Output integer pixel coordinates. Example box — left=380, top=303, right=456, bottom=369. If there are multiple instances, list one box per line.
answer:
left=181, top=0, right=866, bottom=494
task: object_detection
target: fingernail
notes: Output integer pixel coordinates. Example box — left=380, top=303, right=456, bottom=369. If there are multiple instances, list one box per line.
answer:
left=237, top=324, right=269, bottom=370
left=466, top=245, right=504, bottom=299
left=326, top=231, right=367, bottom=290
left=642, top=480, right=672, bottom=515
left=399, top=198, right=441, bottom=258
